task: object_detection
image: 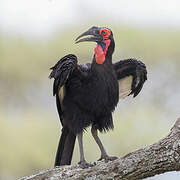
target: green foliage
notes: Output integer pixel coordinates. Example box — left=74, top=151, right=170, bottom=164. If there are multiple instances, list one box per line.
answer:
left=0, top=26, right=179, bottom=83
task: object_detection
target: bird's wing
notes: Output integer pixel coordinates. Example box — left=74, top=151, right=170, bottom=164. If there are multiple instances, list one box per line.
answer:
left=49, top=54, right=78, bottom=125
left=113, top=58, right=147, bottom=99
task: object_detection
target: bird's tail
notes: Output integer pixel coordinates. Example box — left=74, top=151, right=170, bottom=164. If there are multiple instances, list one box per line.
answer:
left=54, top=126, right=76, bottom=166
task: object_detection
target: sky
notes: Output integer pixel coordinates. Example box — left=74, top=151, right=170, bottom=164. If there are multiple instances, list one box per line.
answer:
left=0, top=0, right=180, bottom=38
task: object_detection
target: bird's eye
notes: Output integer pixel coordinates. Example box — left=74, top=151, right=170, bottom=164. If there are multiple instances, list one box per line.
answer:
left=101, top=31, right=106, bottom=35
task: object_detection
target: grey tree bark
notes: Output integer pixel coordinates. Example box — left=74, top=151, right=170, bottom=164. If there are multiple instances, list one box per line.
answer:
left=19, top=117, right=180, bottom=180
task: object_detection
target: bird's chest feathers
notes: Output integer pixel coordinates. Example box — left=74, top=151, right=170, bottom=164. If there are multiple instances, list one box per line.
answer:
left=91, top=67, right=119, bottom=111
left=94, top=40, right=110, bottom=64
left=96, top=70, right=118, bottom=94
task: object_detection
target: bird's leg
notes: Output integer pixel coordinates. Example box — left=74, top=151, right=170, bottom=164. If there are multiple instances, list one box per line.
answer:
left=77, top=132, right=86, bottom=163
left=77, top=132, right=92, bottom=168
left=91, top=127, right=107, bottom=158
left=91, top=127, right=117, bottom=162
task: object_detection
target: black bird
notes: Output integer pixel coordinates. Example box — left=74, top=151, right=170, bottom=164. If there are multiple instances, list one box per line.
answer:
left=49, top=26, right=147, bottom=167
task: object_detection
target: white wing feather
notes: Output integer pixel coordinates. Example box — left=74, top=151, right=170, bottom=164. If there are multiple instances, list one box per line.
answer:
left=118, top=76, right=133, bottom=99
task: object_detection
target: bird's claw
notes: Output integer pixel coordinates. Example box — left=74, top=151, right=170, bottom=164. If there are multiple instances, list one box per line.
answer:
left=78, top=160, right=93, bottom=168
left=98, top=155, right=118, bottom=163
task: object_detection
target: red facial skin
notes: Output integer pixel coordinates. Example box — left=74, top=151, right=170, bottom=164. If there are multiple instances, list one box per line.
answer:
left=94, top=28, right=111, bottom=64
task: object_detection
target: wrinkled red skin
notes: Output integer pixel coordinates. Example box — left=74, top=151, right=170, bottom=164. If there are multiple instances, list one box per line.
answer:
left=94, top=28, right=111, bottom=64
left=94, top=40, right=110, bottom=64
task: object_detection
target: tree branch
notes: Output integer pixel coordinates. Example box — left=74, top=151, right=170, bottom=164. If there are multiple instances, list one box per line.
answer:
left=20, top=117, right=180, bottom=180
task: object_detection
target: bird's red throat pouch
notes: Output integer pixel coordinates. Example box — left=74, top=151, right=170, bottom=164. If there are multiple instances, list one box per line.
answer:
left=94, top=39, right=110, bottom=64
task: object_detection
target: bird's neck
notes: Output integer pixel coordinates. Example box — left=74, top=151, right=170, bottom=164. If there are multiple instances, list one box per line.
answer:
left=94, top=40, right=111, bottom=65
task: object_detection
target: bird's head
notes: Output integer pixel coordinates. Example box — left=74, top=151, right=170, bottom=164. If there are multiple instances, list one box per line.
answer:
left=75, top=26, right=115, bottom=64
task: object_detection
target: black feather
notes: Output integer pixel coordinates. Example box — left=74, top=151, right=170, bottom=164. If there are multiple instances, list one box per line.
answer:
left=49, top=54, right=77, bottom=96
left=113, top=58, right=147, bottom=97
left=50, top=30, right=147, bottom=167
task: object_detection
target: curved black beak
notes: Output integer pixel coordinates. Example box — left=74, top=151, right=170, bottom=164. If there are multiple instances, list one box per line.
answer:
left=75, top=26, right=103, bottom=44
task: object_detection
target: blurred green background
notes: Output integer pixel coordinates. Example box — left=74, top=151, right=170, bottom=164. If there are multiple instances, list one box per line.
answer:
left=0, top=0, right=180, bottom=179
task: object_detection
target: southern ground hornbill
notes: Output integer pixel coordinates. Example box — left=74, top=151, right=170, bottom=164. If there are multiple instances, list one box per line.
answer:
left=49, top=26, right=147, bottom=167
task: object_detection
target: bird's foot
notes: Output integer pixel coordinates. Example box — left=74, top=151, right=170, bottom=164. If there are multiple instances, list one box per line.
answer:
left=98, top=155, right=118, bottom=163
left=78, top=160, right=93, bottom=168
